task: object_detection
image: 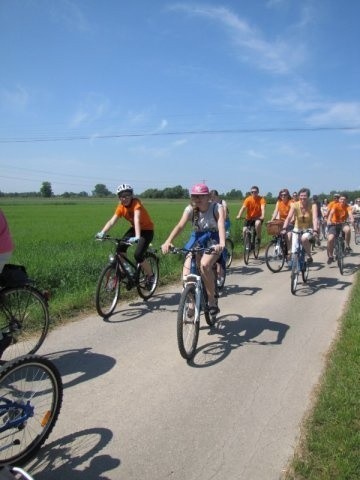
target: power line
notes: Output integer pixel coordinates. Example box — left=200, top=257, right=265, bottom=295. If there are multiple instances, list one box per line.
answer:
left=0, top=125, right=359, bottom=143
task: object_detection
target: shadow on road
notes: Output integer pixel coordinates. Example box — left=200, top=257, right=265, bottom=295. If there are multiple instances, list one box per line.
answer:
left=189, top=314, right=290, bottom=368
left=26, top=427, right=120, bottom=480
left=45, top=348, right=116, bottom=389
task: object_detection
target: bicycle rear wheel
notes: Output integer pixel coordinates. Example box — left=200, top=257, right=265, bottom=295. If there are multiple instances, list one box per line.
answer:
left=95, top=264, right=120, bottom=318
left=0, top=354, right=63, bottom=466
left=290, top=254, right=299, bottom=295
left=0, top=286, right=49, bottom=362
left=337, top=239, right=344, bottom=275
left=243, top=232, right=251, bottom=265
left=177, top=285, right=199, bottom=360
left=224, top=238, right=234, bottom=268
left=265, top=238, right=285, bottom=273
left=136, top=252, right=159, bottom=300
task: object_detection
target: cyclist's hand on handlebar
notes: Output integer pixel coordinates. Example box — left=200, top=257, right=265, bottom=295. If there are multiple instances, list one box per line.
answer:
left=95, top=231, right=106, bottom=239
left=128, top=236, right=140, bottom=244
left=161, top=242, right=173, bottom=254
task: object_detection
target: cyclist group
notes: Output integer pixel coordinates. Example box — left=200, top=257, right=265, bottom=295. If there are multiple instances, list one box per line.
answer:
left=2, top=184, right=358, bottom=328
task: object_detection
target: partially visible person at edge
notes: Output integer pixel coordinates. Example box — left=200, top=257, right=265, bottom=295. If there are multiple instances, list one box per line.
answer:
left=282, top=188, right=319, bottom=264
left=0, top=209, right=14, bottom=274
left=320, top=198, right=329, bottom=219
left=352, top=197, right=360, bottom=217
left=291, top=191, right=298, bottom=203
left=236, top=185, right=266, bottom=245
left=326, top=194, right=354, bottom=264
left=270, top=188, right=293, bottom=257
left=161, top=183, right=226, bottom=316
left=96, top=183, right=155, bottom=282
left=210, top=189, right=231, bottom=233
left=312, top=195, right=322, bottom=246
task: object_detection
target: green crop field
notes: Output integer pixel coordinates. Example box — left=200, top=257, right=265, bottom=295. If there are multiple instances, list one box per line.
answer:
left=1, top=197, right=266, bottom=322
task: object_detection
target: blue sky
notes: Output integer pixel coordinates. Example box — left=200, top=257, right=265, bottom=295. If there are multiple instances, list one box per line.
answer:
left=1, top=0, right=359, bottom=196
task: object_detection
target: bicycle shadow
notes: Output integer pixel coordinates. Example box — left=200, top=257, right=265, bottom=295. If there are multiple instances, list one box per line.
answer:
left=26, top=427, right=120, bottom=480
left=229, top=265, right=263, bottom=276
left=189, top=313, right=290, bottom=368
left=291, top=275, right=353, bottom=296
left=45, top=348, right=116, bottom=390
left=220, top=283, right=262, bottom=297
left=103, top=291, right=181, bottom=323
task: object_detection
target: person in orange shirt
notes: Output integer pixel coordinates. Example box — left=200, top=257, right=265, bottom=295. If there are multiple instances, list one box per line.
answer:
left=236, top=185, right=266, bottom=245
left=96, top=183, right=155, bottom=280
left=270, top=188, right=293, bottom=255
left=325, top=193, right=340, bottom=220
left=326, top=194, right=354, bottom=263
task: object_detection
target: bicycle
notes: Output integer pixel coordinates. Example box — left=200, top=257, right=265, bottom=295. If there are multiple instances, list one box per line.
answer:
left=224, top=231, right=234, bottom=269
left=0, top=265, right=50, bottom=362
left=332, top=223, right=346, bottom=275
left=0, top=354, right=63, bottom=467
left=319, top=217, right=328, bottom=241
left=242, top=220, right=260, bottom=265
left=95, top=236, right=159, bottom=318
left=290, top=229, right=313, bottom=295
left=354, top=215, right=360, bottom=245
left=264, top=220, right=288, bottom=273
left=170, top=246, right=218, bottom=360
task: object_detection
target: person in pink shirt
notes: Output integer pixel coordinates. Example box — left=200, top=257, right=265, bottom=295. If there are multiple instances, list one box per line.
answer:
left=0, top=209, right=14, bottom=273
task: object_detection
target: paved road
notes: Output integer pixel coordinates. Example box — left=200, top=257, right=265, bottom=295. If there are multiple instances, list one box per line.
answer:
left=25, top=242, right=359, bottom=479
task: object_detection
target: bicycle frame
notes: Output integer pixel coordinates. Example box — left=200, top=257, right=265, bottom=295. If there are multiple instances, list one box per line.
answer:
left=0, top=397, right=34, bottom=432
left=243, top=221, right=259, bottom=265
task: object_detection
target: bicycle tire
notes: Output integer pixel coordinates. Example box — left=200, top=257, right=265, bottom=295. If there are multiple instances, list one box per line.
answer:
left=136, top=252, right=159, bottom=300
left=224, top=238, right=234, bottom=268
left=243, top=231, right=251, bottom=265
left=95, top=264, right=120, bottom=318
left=253, top=232, right=260, bottom=259
left=264, top=239, right=285, bottom=273
left=0, top=286, right=49, bottom=362
left=290, top=254, right=299, bottom=295
left=354, top=222, right=360, bottom=245
left=0, top=354, right=63, bottom=466
left=177, top=285, right=199, bottom=360
left=301, top=259, right=309, bottom=283
left=337, top=238, right=344, bottom=275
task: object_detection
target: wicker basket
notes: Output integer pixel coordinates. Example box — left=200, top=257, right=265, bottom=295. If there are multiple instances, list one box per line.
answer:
left=266, top=220, right=284, bottom=235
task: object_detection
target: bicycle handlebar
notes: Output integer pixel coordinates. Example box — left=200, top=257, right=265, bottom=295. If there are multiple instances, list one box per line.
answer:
left=95, top=235, right=133, bottom=246
left=169, top=245, right=216, bottom=255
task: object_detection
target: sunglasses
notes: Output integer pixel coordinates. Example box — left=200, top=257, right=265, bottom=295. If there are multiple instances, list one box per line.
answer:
left=251, top=190, right=258, bottom=194
left=119, top=193, right=132, bottom=199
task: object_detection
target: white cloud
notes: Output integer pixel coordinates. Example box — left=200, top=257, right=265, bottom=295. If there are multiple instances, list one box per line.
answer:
left=307, top=102, right=360, bottom=127
left=0, top=85, right=29, bottom=112
left=169, top=4, right=307, bottom=74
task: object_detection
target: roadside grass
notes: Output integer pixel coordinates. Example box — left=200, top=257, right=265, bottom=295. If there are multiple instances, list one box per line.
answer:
left=285, top=272, right=360, bottom=480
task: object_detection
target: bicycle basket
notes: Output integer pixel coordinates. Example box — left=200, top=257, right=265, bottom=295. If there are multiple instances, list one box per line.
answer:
left=266, top=220, right=284, bottom=235
left=0, top=264, right=29, bottom=287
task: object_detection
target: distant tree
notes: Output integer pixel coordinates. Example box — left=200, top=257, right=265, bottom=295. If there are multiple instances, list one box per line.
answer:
left=40, top=181, right=53, bottom=198
left=226, top=189, right=243, bottom=200
left=92, top=184, right=112, bottom=197
left=78, top=191, right=89, bottom=197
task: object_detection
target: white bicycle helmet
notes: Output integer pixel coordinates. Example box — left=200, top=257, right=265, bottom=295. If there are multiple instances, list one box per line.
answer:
left=116, top=183, right=133, bottom=195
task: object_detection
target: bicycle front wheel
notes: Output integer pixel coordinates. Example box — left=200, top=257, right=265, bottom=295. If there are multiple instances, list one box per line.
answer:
left=177, top=285, right=199, bottom=360
left=243, top=232, right=251, bottom=265
left=224, top=238, right=234, bottom=268
left=136, top=252, right=159, bottom=300
left=0, top=286, right=49, bottom=362
left=337, top=239, right=344, bottom=275
left=0, top=354, right=63, bottom=466
left=254, top=234, right=260, bottom=259
left=290, top=254, right=299, bottom=295
left=301, top=259, right=309, bottom=283
left=95, top=264, right=120, bottom=318
left=265, top=239, right=285, bottom=273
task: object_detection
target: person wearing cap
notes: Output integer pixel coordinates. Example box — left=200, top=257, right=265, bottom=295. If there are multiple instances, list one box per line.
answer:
left=95, top=183, right=155, bottom=281
left=236, top=185, right=266, bottom=246
left=161, top=183, right=226, bottom=316
left=326, top=194, right=354, bottom=263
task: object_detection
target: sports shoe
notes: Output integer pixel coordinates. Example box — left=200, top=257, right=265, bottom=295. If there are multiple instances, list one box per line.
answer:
left=307, top=256, right=313, bottom=264
left=327, top=256, right=334, bottom=265
left=345, top=246, right=353, bottom=253
left=0, top=334, right=12, bottom=359
left=145, top=274, right=155, bottom=291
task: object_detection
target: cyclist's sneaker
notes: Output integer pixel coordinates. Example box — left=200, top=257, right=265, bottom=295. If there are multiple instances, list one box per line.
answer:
left=145, top=274, right=155, bottom=291
left=209, top=305, right=220, bottom=317
left=216, top=277, right=224, bottom=288
left=0, top=334, right=12, bottom=359
left=327, top=256, right=334, bottom=265
left=345, top=246, right=353, bottom=253
left=307, top=256, right=313, bottom=264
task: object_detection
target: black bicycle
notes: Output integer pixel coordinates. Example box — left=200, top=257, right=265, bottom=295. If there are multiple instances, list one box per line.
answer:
left=0, top=354, right=63, bottom=467
left=224, top=233, right=234, bottom=268
left=242, top=220, right=260, bottom=265
left=354, top=215, right=360, bottom=245
left=264, top=220, right=288, bottom=273
left=170, top=246, right=218, bottom=360
left=332, top=223, right=346, bottom=275
left=95, top=237, right=160, bottom=318
left=0, top=265, right=50, bottom=362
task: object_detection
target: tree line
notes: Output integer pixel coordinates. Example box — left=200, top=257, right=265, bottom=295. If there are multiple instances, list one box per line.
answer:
left=1, top=182, right=359, bottom=205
